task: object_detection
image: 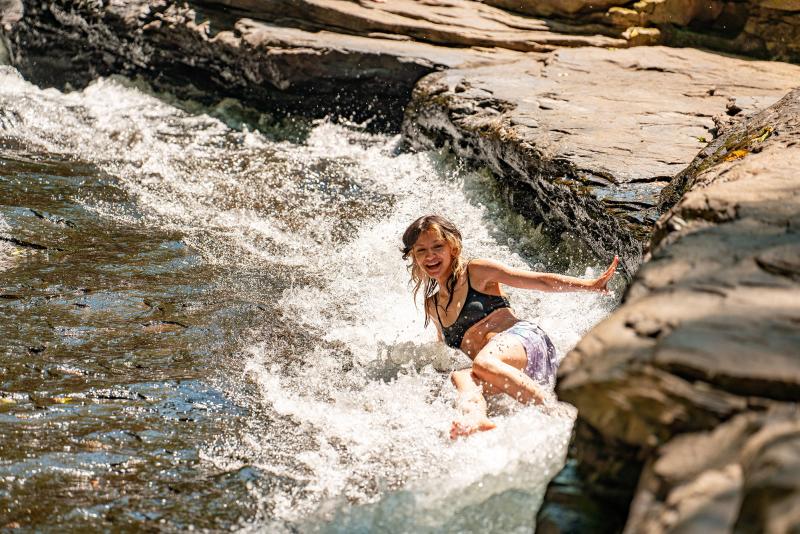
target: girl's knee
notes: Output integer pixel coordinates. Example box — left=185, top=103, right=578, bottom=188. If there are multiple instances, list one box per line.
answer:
left=450, top=368, right=472, bottom=386
left=472, top=354, right=502, bottom=377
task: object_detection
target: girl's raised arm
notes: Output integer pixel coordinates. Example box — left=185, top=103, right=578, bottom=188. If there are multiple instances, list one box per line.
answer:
left=471, top=256, right=618, bottom=293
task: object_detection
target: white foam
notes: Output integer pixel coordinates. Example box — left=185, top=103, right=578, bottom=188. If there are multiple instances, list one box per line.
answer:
left=0, top=69, right=617, bottom=530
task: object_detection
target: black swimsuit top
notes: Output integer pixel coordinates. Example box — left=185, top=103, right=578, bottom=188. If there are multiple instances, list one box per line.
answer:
left=434, top=266, right=511, bottom=349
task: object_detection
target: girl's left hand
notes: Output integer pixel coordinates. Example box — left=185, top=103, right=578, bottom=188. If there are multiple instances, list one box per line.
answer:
left=592, top=255, right=618, bottom=293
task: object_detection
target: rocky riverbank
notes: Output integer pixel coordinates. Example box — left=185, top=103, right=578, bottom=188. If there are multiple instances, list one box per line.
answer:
left=551, top=88, right=800, bottom=533
left=400, top=45, right=799, bottom=276
left=484, top=0, right=800, bottom=62
left=6, top=0, right=537, bottom=130
left=3, top=1, right=800, bottom=531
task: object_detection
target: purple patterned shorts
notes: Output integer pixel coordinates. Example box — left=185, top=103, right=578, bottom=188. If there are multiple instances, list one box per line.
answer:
left=494, top=321, right=558, bottom=387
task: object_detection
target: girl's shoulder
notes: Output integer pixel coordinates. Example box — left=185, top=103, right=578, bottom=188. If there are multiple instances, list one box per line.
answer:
left=466, top=257, right=505, bottom=291
left=467, top=257, right=500, bottom=269
left=465, top=257, right=499, bottom=278
left=424, top=294, right=436, bottom=314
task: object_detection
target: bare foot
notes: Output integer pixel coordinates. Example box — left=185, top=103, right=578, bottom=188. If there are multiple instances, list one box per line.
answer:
left=450, top=417, right=496, bottom=439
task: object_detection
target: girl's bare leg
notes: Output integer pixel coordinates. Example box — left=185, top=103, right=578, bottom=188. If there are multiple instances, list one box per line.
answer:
left=470, top=335, right=549, bottom=405
left=450, top=368, right=496, bottom=439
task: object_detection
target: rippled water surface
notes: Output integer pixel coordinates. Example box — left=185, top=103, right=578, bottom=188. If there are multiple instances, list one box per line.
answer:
left=0, top=67, right=617, bottom=531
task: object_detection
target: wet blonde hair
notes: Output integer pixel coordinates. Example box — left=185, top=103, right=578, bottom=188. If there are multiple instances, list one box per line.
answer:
left=401, top=215, right=465, bottom=327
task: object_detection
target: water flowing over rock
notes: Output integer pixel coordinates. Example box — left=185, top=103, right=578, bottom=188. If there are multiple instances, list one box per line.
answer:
left=9, top=0, right=798, bottom=278
left=553, top=88, right=800, bottom=533
left=4, top=0, right=800, bottom=531
left=5, top=0, right=518, bottom=130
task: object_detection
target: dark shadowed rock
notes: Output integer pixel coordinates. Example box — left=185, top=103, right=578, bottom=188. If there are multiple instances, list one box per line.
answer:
left=6, top=0, right=518, bottom=130
left=484, top=0, right=800, bottom=62
left=485, top=0, right=629, bottom=17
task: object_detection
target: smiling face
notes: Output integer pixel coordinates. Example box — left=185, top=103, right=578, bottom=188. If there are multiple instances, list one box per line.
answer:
left=401, top=215, right=464, bottom=321
left=412, top=228, right=454, bottom=281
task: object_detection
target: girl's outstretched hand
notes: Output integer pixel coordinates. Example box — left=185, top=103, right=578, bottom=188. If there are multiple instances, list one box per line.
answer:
left=592, top=255, right=618, bottom=293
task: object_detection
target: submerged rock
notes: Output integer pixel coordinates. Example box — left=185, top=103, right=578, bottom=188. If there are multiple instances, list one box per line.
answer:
left=554, top=88, right=800, bottom=532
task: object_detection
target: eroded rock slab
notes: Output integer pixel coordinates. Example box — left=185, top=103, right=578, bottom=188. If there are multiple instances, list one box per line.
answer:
left=553, top=88, right=800, bottom=532
left=192, top=0, right=627, bottom=51
left=6, top=0, right=519, bottom=129
left=402, top=46, right=800, bottom=275
left=485, top=0, right=800, bottom=63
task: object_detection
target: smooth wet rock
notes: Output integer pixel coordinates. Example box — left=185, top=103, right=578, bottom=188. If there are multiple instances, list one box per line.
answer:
left=555, top=88, right=800, bottom=532
left=402, top=46, right=800, bottom=275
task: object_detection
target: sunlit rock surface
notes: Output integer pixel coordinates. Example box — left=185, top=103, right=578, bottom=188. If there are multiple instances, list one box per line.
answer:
left=401, top=46, right=800, bottom=277
left=555, top=88, right=800, bottom=533
left=484, top=0, right=800, bottom=62
left=6, top=0, right=519, bottom=129
left=192, top=0, right=627, bottom=50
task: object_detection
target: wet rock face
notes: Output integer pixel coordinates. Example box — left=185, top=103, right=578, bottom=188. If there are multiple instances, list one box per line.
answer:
left=401, top=46, right=800, bottom=277
left=554, top=88, right=800, bottom=532
left=6, top=0, right=489, bottom=130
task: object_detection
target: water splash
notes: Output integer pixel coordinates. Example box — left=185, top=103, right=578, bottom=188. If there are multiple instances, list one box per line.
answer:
left=0, top=67, right=617, bottom=531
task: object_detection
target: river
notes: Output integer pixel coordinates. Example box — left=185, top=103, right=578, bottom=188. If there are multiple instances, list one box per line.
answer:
left=0, top=66, right=617, bottom=532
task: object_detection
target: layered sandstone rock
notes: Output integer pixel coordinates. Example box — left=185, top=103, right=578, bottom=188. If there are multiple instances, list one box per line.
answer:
left=401, top=46, right=800, bottom=276
left=554, top=88, right=800, bottom=533
left=485, top=0, right=800, bottom=62
left=192, top=0, right=627, bottom=50
left=5, top=0, right=519, bottom=129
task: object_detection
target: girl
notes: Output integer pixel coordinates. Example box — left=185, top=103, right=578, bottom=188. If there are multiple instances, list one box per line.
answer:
left=401, top=215, right=617, bottom=438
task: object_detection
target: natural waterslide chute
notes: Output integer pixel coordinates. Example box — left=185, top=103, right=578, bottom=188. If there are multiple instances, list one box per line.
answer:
left=0, top=67, right=616, bottom=530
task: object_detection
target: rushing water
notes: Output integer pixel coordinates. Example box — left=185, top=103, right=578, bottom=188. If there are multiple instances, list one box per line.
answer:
left=0, top=67, right=618, bottom=531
